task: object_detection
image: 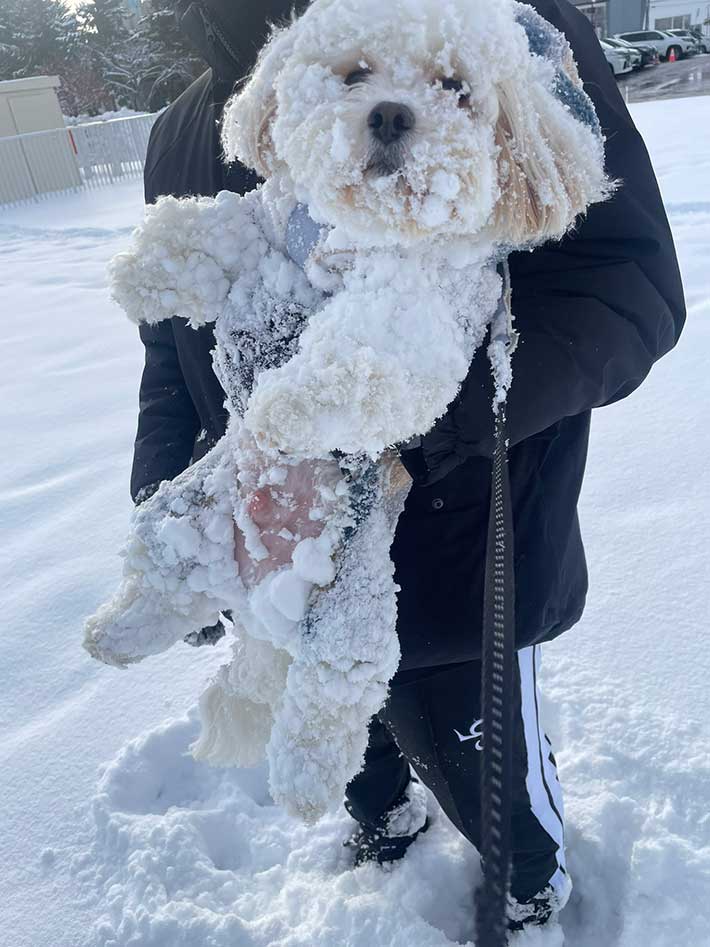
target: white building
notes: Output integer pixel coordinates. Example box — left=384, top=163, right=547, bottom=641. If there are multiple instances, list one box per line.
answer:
left=608, top=0, right=647, bottom=34
left=0, top=76, right=81, bottom=203
left=572, top=0, right=709, bottom=40
left=0, top=75, right=66, bottom=138
left=571, top=0, right=609, bottom=36
left=647, top=0, right=710, bottom=34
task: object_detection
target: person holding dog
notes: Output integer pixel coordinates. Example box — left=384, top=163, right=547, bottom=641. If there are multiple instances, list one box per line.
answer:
left=132, top=0, right=685, bottom=933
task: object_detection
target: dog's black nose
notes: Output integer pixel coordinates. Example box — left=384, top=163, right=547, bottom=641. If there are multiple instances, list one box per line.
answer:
left=367, top=102, right=415, bottom=145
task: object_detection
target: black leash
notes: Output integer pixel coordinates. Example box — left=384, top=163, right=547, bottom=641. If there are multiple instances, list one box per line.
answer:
left=476, top=264, right=517, bottom=947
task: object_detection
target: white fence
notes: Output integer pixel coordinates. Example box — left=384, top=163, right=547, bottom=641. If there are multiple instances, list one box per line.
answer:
left=0, top=113, right=157, bottom=206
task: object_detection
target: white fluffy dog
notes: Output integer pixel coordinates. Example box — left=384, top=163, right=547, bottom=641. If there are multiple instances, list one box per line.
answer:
left=85, top=0, right=609, bottom=822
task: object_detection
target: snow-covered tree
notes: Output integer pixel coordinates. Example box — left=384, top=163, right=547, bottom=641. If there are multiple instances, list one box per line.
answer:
left=0, top=0, right=76, bottom=80
left=131, top=0, right=204, bottom=110
left=0, top=0, right=204, bottom=116
left=0, top=0, right=109, bottom=114
left=74, top=0, right=204, bottom=112
left=91, top=0, right=131, bottom=43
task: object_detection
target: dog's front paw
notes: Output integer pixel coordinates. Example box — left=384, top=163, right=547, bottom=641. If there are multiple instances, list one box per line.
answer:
left=82, top=626, right=144, bottom=670
left=245, top=357, right=401, bottom=458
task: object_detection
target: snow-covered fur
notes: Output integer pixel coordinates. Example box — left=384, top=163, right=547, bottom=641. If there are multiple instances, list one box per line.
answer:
left=85, top=0, right=609, bottom=822
left=223, top=0, right=608, bottom=247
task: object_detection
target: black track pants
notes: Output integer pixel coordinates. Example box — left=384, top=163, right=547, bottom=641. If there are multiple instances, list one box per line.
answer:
left=345, top=645, right=571, bottom=904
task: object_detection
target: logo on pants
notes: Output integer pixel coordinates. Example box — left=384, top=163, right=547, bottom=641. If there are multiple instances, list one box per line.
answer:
left=454, top=718, right=484, bottom=750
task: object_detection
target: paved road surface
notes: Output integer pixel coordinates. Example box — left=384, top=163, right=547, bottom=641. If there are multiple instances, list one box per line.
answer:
left=618, top=52, right=710, bottom=103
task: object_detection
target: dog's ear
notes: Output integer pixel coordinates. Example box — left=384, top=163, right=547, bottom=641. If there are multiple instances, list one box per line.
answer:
left=221, top=25, right=297, bottom=178
left=492, top=19, right=610, bottom=245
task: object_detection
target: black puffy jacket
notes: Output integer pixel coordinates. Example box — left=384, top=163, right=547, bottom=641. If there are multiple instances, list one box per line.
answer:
left=133, top=0, right=685, bottom=670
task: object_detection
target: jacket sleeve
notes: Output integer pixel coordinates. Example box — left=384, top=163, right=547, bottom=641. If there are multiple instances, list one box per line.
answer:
left=413, top=0, right=686, bottom=484
left=130, top=320, right=201, bottom=502
left=130, top=82, right=211, bottom=503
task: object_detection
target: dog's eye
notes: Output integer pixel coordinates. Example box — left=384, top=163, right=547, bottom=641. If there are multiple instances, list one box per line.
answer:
left=438, top=77, right=471, bottom=103
left=344, top=67, right=372, bottom=86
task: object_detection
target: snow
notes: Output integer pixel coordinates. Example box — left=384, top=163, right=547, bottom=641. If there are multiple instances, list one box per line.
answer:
left=1, top=94, right=710, bottom=947
left=0, top=181, right=230, bottom=947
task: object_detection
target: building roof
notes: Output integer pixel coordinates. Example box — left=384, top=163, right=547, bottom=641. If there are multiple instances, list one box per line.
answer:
left=0, top=77, right=61, bottom=94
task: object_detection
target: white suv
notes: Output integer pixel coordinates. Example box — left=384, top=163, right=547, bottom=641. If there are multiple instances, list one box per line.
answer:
left=615, top=29, right=693, bottom=61
left=667, top=29, right=708, bottom=54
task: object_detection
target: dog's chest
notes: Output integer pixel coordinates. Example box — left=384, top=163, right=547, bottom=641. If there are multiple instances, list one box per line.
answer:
left=210, top=205, right=328, bottom=418
left=209, top=196, right=501, bottom=426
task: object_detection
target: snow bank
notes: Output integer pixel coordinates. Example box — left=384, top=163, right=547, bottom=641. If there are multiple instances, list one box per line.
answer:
left=0, top=181, right=234, bottom=947
left=74, top=653, right=710, bottom=947
left=74, top=712, right=533, bottom=947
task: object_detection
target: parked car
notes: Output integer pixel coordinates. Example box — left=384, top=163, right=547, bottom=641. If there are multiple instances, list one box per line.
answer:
left=600, top=40, right=634, bottom=77
left=667, top=28, right=708, bottom=54
left=658, top=30, right=698, bottom=56
left=605, top=36, right=660, bottom=67
left=688, top=27, right=710, bottom=53
left=603, top=37, right=643, bottom=69
left=614, top=29, right=691, bottom=61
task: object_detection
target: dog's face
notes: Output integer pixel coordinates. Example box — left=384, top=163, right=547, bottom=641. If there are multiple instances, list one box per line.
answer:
left=223, top=0, right=608, bottom=247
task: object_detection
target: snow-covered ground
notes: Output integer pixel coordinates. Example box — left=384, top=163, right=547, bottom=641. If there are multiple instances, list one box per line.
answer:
left=1, top=96, right=709, bottom=947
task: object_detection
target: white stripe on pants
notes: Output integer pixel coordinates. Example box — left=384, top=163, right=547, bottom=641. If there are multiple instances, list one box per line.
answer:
left=517, top=645, right=572, bottom=909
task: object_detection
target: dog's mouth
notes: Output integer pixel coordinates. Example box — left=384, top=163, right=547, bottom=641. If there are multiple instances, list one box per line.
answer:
left=365, top=143, right=407, bottom=178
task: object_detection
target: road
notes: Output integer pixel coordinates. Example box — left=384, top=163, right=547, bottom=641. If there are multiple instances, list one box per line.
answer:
left=618, top=52, right=710, bottom=103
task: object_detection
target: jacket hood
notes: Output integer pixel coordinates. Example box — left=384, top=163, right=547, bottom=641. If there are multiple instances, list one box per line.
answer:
left=175, top=0, right=308, bottom=83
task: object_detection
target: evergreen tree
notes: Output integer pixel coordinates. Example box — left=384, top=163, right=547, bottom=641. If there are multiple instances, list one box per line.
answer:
left=0, top=0, right=76, bottom=81
left=134, top=0, right=204, bottom=110
left=0, top=0, right=205, bottom=116
left=0, top=0, right=109, bottom=114
left=75, top=0, right=134, bottom=108
left=75, top=0, right=204, bottom=112
left=92, top=0, right=131, bottom=44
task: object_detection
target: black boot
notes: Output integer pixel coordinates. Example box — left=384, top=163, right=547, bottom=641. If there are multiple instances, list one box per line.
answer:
left=345, top=816, right=430, bottom=867
left=506, top=885, right=558, bottom=932
left=344, top=778, right=429, bottom=867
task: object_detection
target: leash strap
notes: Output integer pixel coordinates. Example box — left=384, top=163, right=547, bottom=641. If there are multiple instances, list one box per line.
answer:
left=476, top=262, right=517, bottom=947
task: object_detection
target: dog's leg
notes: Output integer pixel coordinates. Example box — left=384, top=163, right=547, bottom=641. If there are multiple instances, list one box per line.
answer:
left=192, top=627, right=291, bottom=768
left=84, top=436, right=244, bottom=668
left=267, top=454, right=412, bottom=821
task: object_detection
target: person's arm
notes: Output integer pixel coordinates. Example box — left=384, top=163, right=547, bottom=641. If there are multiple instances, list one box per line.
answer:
left=130, top=87, right=211, bottom=503
left=130, top=321, right=201, bottom=502
left=410, top=0, right=686, bottom=484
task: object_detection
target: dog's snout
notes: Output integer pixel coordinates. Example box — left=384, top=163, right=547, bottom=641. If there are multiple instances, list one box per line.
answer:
left=367, top=102, right=415, bottom=145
